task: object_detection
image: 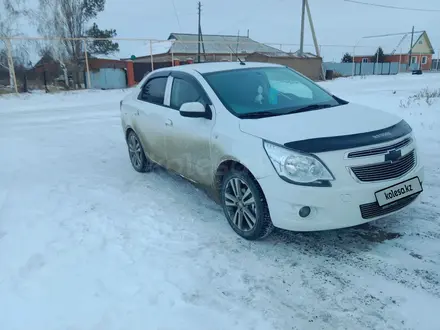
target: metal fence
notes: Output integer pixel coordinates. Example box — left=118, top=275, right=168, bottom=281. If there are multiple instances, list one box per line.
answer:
left=1, top=36, right=439, bottom=95
left=323, top=62, right=405, bottom=77
left=431, top=59, right=440, bottom=71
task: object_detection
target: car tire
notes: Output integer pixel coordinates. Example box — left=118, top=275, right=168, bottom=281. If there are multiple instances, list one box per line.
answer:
left=126, top=130, right=153, bottom=173
left=221, top=169, right=274, bottom=240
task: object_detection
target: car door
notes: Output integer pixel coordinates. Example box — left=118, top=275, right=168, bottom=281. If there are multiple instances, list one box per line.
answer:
left=164, top=72, right=215, bottom=185
left=134, top=74, right=170, bottom=166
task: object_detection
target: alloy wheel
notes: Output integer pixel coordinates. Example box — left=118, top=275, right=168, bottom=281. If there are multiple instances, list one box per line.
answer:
left=128, top=133, right=143, bottom=169
left=224, top=177, right=258, bottom=232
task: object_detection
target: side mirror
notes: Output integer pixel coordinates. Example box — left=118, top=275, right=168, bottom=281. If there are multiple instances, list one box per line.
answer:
left=179, top=102, right=210, bottom=119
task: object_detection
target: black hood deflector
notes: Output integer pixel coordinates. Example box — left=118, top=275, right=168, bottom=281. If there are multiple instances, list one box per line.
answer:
left=284, top=120, right=412, bottom=153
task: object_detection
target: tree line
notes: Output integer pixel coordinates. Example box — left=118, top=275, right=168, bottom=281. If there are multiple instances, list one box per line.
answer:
left=0, top=0, right=119, bottom=89
left=341, top=47, right=387, bottom=63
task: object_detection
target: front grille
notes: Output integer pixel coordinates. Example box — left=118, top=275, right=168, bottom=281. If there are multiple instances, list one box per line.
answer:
left=360, top=194, right=419, bottom=219
left=351, top=150, right=416, bottom=182
left=347, top=137, right=412, bottom=158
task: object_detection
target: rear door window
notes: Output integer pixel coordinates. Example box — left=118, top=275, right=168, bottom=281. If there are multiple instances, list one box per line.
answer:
left=139, top=77, right=168, bottom=105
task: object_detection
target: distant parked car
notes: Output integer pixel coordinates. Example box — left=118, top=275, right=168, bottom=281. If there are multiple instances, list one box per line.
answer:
left=120, top=62, right=424, bottom=240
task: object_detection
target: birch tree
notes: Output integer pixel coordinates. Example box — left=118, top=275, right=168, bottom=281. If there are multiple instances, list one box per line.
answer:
left=0, top=0, right=29, bottom=89
left=35, top=0, right=119, bottom=88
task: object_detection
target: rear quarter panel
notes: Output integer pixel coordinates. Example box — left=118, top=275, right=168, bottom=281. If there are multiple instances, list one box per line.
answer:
left=120, top=87, right=142, bottom=137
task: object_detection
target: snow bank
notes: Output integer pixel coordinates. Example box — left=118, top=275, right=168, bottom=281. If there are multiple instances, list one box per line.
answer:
left=1, top=72, right=439, bottom=330
left=0, top=89, right=132, bottom=113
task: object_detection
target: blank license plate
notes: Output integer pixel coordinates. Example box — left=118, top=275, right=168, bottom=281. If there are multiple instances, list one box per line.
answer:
left=375, top=177, right=422, bottom=207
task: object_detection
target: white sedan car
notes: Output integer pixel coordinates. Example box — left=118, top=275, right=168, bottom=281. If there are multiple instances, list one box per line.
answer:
left=120, top=62, right=424, bottom=240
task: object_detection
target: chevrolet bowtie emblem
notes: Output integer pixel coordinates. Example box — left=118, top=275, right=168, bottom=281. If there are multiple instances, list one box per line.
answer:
left=385, top=149, right=402, bottom=163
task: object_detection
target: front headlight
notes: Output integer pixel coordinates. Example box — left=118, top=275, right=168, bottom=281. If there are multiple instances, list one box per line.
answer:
left=263, top=141, right=334, bottom=186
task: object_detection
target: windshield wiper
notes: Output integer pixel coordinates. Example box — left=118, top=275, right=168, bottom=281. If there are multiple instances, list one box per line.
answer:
left=285, top=103, right=335, bottom=114
left=239, top=104, right=336, bottom=119
left=239, top=111, right=283, bottom=119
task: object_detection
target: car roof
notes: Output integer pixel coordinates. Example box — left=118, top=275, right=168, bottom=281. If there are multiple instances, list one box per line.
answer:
left=153, top=61, right=284, bottom=75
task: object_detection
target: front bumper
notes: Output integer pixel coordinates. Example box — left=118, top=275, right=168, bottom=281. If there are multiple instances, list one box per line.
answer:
left=258, top=163, right=424, bottom=231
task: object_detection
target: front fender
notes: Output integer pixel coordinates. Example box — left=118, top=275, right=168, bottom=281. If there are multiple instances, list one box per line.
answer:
left=211, top=132, right=274, bottom=180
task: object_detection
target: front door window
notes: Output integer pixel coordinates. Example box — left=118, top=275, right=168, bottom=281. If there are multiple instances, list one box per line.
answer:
left=170, top=78, right=204, bottom=109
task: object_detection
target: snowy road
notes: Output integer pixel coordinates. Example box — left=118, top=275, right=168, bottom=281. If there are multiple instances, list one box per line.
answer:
left=1, top=75, right=440, bottom=330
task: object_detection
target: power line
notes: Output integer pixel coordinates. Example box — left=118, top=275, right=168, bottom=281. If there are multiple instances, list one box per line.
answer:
left=344, top=0, right=440, bottom=12
left=171, top=0, right=182, bottom=31
left=362, top=31, right=423, bottom=39
left=210, top=0, right=288, bottom=35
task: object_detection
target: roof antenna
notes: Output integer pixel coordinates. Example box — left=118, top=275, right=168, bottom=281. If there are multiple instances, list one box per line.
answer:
left=228, top=31, right=245, bottom=66
left=228, top=45, right=246, bottom=65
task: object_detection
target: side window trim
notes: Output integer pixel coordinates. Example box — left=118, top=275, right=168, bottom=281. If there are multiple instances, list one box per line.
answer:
left=163, top=76, right=174, bottom=108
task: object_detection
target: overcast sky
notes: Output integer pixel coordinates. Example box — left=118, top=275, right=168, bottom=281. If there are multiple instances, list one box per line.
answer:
left=22, top=0, right=440, bottom=61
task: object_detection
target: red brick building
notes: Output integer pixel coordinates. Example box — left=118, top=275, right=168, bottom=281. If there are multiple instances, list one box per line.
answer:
left=353, top=31, right=434, bottom=70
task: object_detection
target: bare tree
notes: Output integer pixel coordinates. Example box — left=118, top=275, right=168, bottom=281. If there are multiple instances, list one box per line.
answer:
left=35, top=0, right=119, bottom=88
left=35, top=41, right=70, bottom=88
left=0, top=0, right=30, bottom=90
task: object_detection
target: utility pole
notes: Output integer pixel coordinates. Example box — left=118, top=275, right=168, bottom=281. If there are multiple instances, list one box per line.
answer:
left=305, top=0, right=319, bottom=57
left=236, top=30, right=240, bottom=60
left=197, top=1, right=201, bottom=63
left=200, top=30, right=207, bottom=62
left=305, top=0, right=324, bottom=79
left=299, top=0, right=306, bottom=56
left=408, top=25, right=414, bottom=68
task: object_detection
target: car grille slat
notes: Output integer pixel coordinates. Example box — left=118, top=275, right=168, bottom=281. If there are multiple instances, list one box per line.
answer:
left=351, top=150, right=416, bottom=182
left=354, top=158, right=414, bottom=176
left=348, top=137, right=412, bottom=158
left=355, top=159, right=413, bottom=174
left=359, top=194, right=419, bottom=219
left=357, top=156, right=414, bottom=170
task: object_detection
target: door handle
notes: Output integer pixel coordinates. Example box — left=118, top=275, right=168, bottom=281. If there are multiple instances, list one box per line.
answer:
left=165, top=119, right=173, bottom=127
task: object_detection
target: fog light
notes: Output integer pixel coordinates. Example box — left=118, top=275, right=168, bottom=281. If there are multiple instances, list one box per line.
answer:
left=299, top=206, right=311, bottom=218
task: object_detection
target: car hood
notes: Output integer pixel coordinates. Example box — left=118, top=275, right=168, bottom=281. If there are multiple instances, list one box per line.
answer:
left=239, top=103, right=407, bottom=153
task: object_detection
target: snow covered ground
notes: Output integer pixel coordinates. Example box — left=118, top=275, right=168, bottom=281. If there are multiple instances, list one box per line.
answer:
left=1, top=73, right=439, bottom=330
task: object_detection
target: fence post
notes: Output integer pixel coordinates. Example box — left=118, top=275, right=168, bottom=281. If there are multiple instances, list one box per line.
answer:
left=149, top=40, right=154, bottom=71
left=375, top=51, right=379, bottom=75
left=171, top=48, right=174, bottom=66
left=436, top=49, right=439, bottom=71
left=352, top=46, right=356, bottom=78
left=5, top=38, right=19, bottom=95
left=399, top=50, right=402, bottom=73
left=43, top=69, right=49, bottom=93
left=23, top=72, right=28, bottom=93
left=83, top=39, right=92, bottom=89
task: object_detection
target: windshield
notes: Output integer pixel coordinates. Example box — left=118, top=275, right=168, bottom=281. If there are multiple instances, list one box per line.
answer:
left=203, top=67, right=344, bottom=118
